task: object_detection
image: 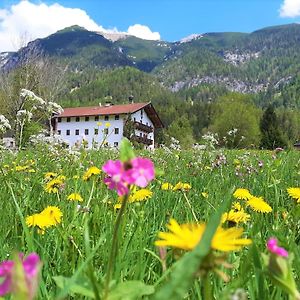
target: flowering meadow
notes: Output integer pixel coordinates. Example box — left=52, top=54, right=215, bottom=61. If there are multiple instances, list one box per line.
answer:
left=0, top=140, right=299, bottom=299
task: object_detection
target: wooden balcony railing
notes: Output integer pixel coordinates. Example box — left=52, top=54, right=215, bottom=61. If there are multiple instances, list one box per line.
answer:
left=134, top=121, right=153, bottom=133
left=133, top=135, right=153, bottom=146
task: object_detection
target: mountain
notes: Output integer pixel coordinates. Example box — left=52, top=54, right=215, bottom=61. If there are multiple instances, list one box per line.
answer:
left=2, top=26, right=133, bottom=72
left=2, top=23, right=300, bottom=108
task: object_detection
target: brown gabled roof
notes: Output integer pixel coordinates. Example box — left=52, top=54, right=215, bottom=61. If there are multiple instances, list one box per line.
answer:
left=55, top=102, right=164, bottom=128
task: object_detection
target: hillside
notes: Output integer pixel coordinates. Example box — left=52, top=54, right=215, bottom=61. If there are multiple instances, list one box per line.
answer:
left=1, top=24, right=300, bottom=105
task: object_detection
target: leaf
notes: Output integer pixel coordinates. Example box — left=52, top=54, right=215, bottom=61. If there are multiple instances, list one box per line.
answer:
left=120, top=138, right=135, bottom=162
left=154, top=168, right=165, bottom=177
left=53, top=275, right=95, bottom=298
left=108, top=281, right=154, bottom=300
left=151, top=198, right=229, bottom=300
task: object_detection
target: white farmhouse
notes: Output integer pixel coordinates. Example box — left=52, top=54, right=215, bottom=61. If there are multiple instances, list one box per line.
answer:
left=52, top=102, right=163, bottom=149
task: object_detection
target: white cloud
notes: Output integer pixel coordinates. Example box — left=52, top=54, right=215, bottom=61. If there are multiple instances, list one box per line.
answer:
left=0, top=1, right=161, bottom=52
left=127, top=24, right=160, bottom=40
left=280, top=0, right=300, bottom=17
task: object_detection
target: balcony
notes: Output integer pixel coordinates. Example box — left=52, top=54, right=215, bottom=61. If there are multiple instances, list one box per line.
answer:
left=134, top=121, right=153, bottom=133
left=133, top=135, right=153, bottom=146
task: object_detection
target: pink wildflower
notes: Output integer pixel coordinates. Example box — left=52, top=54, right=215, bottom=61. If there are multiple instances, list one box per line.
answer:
left=102, top=160, right=130, bottom=196
left=0, top=252, right=40, bottom=297
left=130, top=157, right=155, bottom=188
left=267, top=238, right=288, bottom=257
left=102, top=157, right=155, bottom=195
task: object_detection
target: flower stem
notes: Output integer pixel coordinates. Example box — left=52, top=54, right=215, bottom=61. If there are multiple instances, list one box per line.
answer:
left=104, top=193, right=129, bottom=299
left=202, top=273, right=214, bottom=300
left=182, top=192, right=198, bottom=222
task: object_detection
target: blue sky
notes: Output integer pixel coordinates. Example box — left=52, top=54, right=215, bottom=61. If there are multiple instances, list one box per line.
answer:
left=55, top=0, right=297, bottom=38
left=0, top=0, right=299, bottom=51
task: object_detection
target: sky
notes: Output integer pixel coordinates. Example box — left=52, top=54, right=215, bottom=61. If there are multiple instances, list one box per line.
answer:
left=0, top=0, right=300, bottom=52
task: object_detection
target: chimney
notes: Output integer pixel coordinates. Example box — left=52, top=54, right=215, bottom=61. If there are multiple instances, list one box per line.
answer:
left=105, top=101, right=113, bottom=107
left=128, top=95, right=134, bottom=103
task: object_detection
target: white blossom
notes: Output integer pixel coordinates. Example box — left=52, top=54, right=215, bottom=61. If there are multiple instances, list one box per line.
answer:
left=16, top=110, right=33, bottom=123
left=0, top=115, right=11, bottom=133
left=20, top=89, right=46, bottom=108
left=47, top=102, right=64, bottom=115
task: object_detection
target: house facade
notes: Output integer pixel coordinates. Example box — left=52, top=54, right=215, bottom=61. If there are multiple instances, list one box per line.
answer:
left=52, top=102, right=163, bottom=149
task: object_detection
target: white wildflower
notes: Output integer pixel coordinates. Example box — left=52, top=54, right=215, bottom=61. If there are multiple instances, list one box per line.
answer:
left=20, top=89, right=45, bottom=108
left=0, top=115, right=11, bottom=133
left=16, top=110, right=33, bottom=123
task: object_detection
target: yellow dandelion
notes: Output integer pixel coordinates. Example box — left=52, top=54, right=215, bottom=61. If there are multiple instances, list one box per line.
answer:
left=56, top=175, right=66, bottom=181
left=114, top=203, right=122, bottom=210
left=45, top=178, right=64, bottom=193
left=155, top=218, right=252, bottom=252
left=287, top=188, right=300, bottom=203
left=161, top=183, right=173, bottom=190
left=15, top=165, right=29, bottom=172
left=232, top=202, right=242, bottom=211
left=247, top=196, right=272, bottom=213
left=201, top=192, right=209, bottom=198
left=40, top=206, right=63, bottom=225
left=67, top=193, right=83, bottom=202
left=173, top=182, right=191, bottom=192
left=83, top=166, right=101, bottom=181
left=26, top=213, right=53, bottom=229
left=233, top=159, right=240, bottom=166
left=129, top=189, right=153, bottom=203
left=44, top=172, right=58, bottom=180
left=97, top=122, right=103, bottom=126
left=233, top=188, right=252, bottom=200
left=221, top=210, right=250, bottom=224
left=105, top=122, right=111, bottom=127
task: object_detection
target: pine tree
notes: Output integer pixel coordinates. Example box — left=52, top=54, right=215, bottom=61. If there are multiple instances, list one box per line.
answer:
left=260, top=105, right=287, bottom=149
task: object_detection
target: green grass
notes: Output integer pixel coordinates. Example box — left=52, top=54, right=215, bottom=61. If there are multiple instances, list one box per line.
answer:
left=0, top=146, right=299, bottom=299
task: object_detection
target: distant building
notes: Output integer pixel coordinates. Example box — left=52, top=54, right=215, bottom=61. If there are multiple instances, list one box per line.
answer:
left=51, top=102, right=163, bottom=149
left=294, top=141, right=300, bottom=150
left=2, top=131, right=16, bottom=149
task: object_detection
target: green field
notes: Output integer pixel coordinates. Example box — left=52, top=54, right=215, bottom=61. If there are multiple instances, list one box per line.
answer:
left=0, top=145, right=299, bottom=299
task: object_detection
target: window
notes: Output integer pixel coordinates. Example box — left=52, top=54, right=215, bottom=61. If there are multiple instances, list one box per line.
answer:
left=104, top=128, right=109, bottom=135
left=94, top=128, right=99, bottom=135
left=85, top=129, right=89, bottom=135
left=114, top=128, right=119, bottom=135
left=58, top=117, right=61, bottom=123
left=115, top=115, right=119, bottom=120
left=57, top=130, right=61, bottom=135
left=85, top=116, right=89, bottom=122
left=95, top=116, right=99, bottom=121
left=114, top=142, right=119, bottom=147
left=134, top=117, right=136, bottom=122
left=76, top=117, right=80, bottom=122
left=141, top=110, right=143, bottom=119
left=104, top=115, right=109, bottom=121
left=75, top=129, right=79, bottom=135
left=66, top=129, right=70, bottom=136
left=140, top=132, right=142, bottom=137
left=67, top=117, right=71, bottom=122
